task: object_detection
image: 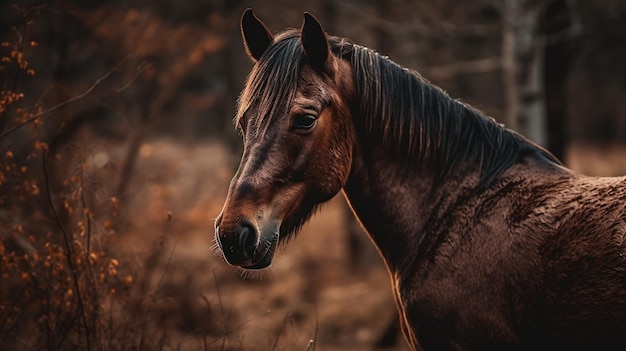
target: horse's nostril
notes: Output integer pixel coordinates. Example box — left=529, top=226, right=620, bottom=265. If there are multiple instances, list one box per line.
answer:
left=238, top=223, right=257, bottom=259
left=216, top=220, right=259, bottom=265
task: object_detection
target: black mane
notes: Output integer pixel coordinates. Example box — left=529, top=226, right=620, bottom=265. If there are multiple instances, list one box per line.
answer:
left=334, top=38, right=560, bottom=186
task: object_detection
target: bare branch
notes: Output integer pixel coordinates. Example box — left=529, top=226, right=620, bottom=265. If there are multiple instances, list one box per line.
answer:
left=213, top=269, right=231, bottom=351
left=544, top=1, right=582, bottom=47
left=0, top=54, right=131, bottom=140
left=424, top=57, right=502, bottom=80
left=42, top=150, right=91, bottom=350
left=137, top=227, right=182, bottom=351
left=501, top=0, right=519, bottom=131
left=338, top=2, right=499, bottom=39
left=112, top=61, right=151, bottom=92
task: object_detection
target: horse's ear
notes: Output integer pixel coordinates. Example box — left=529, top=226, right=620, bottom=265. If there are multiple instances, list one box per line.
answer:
left=301, top=12, right=329, bottom=72
left=241, top=8, right=273, bottom=62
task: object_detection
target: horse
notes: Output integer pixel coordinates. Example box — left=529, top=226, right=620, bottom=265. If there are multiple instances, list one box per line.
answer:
left=214, top=9, right=626, bottom=350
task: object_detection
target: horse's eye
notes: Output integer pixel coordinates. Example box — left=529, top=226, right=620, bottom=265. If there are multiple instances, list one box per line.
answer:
left=292, top=114, right=317, bottom=131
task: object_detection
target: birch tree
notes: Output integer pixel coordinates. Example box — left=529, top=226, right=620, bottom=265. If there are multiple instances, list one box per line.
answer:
left=502, top=0, right=548, bottom=145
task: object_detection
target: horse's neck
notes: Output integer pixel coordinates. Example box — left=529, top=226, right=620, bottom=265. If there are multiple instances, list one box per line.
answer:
left=344, top=137, right=572, bottom=276
left=343, top=143, right=480, bottom=273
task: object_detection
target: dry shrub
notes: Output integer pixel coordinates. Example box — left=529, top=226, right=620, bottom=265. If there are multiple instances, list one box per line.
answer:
left=0, top=5, right=166, bottom=350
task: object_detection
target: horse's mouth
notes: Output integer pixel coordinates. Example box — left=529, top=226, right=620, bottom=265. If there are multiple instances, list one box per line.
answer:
left=241, top=236, right=278, bottom=270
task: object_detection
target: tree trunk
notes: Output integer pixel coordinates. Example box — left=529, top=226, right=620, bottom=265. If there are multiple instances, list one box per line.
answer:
left=501, top=0, right=547, bottom=146
left=543, top=0, right=580, bottom=161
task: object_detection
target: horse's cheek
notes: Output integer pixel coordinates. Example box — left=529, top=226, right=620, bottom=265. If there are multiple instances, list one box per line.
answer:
left=307, top=165, right=341, bottom=201
left=302, top=152, right=343, bottom=202
left=319, top=158, right=351, bottom=200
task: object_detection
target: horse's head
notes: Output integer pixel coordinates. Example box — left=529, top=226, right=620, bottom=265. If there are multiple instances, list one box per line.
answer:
left=214, top=10, right=355, bottom=269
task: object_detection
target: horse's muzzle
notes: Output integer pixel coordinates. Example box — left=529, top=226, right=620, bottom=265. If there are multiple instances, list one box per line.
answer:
left=214, top=215, right=280, bottom=269
left=215, top=220, right=258, bottom=266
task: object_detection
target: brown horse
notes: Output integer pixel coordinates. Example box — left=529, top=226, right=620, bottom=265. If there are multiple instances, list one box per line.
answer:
left=214, top=9, right=626, bottom=350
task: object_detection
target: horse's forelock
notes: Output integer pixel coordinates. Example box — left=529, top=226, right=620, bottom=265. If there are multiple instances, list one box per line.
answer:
left=235, top=32, right=303, bottom=138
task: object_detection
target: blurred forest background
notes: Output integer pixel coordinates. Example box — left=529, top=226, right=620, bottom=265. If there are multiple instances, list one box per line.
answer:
left=1, top=0, right=625, bottom=350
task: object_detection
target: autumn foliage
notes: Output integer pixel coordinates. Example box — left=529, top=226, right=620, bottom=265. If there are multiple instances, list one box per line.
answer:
left=0, top=5, right=143, bottom=350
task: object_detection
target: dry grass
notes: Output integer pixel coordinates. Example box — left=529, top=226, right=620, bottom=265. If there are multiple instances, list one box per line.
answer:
left=566, top=143, right=626, bottom=177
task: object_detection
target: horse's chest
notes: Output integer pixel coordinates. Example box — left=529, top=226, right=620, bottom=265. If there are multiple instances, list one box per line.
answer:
left=396, top=279, right=522, bottom=350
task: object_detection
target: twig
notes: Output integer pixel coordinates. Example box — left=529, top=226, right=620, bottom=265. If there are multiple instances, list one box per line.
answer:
left=0, top=4, right=45, bottom=133
left=306, top=339, right=315, bottom=351
left=112, top=61, right=151, bottom=92
left=424, top=57, right=502, bottom=80
left=212, top=270, right=231, bottom=351
left=42, top=150, right=91, bottom=350
left=137, top=226, right=182, bottom=351
left=77, top=160, right=103, bottom=349
left=0, top=54, right=131, bottom=140
left=338, top=2, right=499, bottom=39
left=306, top=304, right=319, bottom=351
left=201, top=294, right=211, bottom=351
left=0, top=21, right=24, bottom=134
left=271, top=312, right=290, bottom=351
left=0, top=286, right=26, bottom=334
left=204, top=309, right=273, bottom=347
left=203, top=271, right=278, bottom=348
left=77, top=160, right=94, bottom=255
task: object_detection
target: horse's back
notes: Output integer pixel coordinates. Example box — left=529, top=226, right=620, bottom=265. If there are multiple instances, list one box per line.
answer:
left=400, top=173, right=626, bottom=350
left=525, top=175, right=626, bottom=349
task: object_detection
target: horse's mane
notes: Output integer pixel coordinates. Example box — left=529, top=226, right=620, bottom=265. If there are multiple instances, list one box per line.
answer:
left=336, top=38, right=562, bottom=186
left=237, top=30, right=560, bottom=187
